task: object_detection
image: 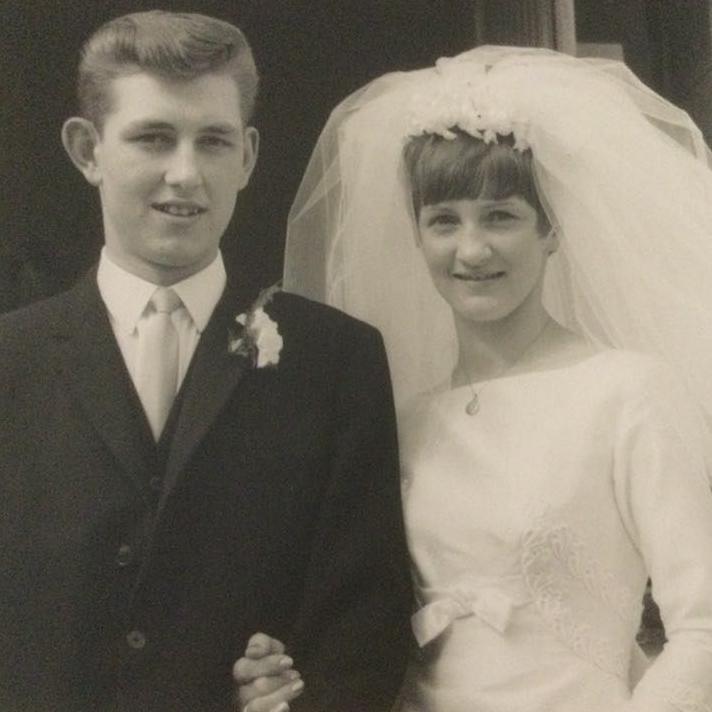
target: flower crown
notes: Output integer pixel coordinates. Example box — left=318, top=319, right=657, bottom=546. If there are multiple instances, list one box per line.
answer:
left=405, top=57, right=530, bottom=151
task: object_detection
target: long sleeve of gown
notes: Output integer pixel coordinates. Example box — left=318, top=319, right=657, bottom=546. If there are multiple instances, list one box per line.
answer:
left=615, top=362, right=712, bottom=711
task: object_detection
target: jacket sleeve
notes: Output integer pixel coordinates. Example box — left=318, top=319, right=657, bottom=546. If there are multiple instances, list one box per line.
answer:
left=286, top=323, right=414, bottom=712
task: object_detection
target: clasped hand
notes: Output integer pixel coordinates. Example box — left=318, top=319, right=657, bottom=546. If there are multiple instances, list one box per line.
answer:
left=233, top=633, right=304, bottom=712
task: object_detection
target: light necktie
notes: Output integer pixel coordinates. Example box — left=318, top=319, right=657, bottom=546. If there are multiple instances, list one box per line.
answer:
left=135, top=287, right=182, bottom=440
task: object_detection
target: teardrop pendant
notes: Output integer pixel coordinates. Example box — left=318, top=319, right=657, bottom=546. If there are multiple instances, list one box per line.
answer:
left=465, top=392, right=480, bottom=415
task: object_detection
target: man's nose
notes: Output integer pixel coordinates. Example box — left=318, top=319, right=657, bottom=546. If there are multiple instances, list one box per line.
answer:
left=456, top=225, right=492, bottom=264
left=164, top=144, right=202, bottom=190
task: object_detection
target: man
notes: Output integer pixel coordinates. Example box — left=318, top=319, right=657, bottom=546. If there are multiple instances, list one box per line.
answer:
left=0, top=11, right=412, bottom=712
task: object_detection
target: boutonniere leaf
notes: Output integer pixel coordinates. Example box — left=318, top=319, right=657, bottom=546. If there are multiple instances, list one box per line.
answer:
left=228, top=282, right=283, bottom=368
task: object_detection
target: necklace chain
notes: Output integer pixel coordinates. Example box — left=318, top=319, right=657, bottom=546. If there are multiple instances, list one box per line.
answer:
left=460, top=319, right=552, bottom=416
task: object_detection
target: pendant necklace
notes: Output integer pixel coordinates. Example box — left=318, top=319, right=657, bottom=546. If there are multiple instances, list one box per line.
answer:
left=461, top=320, right=552, bottom=416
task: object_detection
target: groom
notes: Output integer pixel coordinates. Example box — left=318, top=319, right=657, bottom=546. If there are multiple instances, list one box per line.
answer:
left=0, top=11, right=412, bottom=712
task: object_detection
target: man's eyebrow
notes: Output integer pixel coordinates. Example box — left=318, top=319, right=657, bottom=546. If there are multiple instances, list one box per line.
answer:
left=199, top=123, right=239, bottom=134
left=122, top=120, right=175, bottom=132
left=120, top=121, right=239, bottom=134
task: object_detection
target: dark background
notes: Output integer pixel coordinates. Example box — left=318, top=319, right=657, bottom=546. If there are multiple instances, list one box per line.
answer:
left=0, top=0, right=478, bottom=306
left=1, top=1, right=709, bottom=310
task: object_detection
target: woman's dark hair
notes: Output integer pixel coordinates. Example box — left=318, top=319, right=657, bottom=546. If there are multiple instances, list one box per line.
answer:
left=403, top=129, right=550, bottom=232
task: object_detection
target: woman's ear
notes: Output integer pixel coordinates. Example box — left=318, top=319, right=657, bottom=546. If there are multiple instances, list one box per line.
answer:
left=544, top=226, right=559, bottom=256
left=61, top=117, right=102, bottom=186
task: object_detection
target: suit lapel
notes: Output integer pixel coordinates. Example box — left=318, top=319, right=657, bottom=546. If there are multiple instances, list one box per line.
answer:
left=163, top=284, right=251, bottom=492
left=57, top=272, right=151, bottom=491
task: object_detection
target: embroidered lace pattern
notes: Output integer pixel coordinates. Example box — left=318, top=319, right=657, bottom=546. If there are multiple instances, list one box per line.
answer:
left=655, top=674, right=712, bottom=712
left=521, top=517, right=642, bottom=679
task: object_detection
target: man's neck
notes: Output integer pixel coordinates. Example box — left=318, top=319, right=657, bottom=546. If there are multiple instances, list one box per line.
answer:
left=103, top=247, right=219, bottom=286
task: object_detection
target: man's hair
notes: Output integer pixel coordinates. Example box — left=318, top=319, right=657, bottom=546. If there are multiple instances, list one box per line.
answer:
left=77, top=10, right=259, bottom=129
left=403, top=130, right=550, bottom=233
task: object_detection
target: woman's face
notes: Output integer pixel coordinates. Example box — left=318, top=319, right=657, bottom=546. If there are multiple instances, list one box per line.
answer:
left=417, top=195, right=556, bottom=323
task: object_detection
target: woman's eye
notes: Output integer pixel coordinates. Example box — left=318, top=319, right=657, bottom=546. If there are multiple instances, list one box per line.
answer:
left=486, top=210, right=517, bottom=223
left=428, top=213, right=459, bottom=228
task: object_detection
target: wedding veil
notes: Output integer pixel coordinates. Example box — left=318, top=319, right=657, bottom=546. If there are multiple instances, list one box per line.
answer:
left=284, top=46, right=712, bottom=428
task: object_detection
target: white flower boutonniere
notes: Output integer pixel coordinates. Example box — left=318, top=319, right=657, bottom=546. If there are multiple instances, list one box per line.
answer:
left=228, top=283, right=283, bottom=368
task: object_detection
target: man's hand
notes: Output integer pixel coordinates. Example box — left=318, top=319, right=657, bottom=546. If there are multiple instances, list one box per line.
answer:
left=234, top=633, right=305, bottom=712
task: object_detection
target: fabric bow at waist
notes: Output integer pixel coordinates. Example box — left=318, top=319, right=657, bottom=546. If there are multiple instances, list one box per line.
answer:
left=412, top=577, right=530, bottom=647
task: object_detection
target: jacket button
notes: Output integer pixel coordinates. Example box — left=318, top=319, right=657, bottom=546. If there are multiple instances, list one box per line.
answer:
left=126, top=629, right=147, bottom=650
left=116, top=544, right=133, bottom=567
left=149, top=476, right=163, bottom=493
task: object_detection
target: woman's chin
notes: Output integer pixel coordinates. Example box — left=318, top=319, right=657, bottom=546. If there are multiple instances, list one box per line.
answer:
left=450, top=297, right=514, bottom=324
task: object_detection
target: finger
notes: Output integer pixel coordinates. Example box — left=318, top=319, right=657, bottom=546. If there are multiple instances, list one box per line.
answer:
left=241, top=671, right=300, bottom=699
left=238, top=670, right=301, bottom=704
left=242, top=679, right=305, bottom=712
left=238, top=678, right=282, bottom=705
left=245, top=632, right=286, bottom=659
left=233, top=654, right=295, bottom=683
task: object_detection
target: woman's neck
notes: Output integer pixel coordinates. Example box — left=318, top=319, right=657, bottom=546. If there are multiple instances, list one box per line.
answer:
left=452, top=299, right=553, bottom=385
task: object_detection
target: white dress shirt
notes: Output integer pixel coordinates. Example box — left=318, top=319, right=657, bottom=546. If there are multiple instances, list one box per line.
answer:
left=97, top=248, right=227, bottom=395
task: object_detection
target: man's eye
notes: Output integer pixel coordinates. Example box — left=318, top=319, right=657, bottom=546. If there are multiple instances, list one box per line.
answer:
left=132, top=133, right=172, bottom=147
left=199, top=135, right=233, bottom=148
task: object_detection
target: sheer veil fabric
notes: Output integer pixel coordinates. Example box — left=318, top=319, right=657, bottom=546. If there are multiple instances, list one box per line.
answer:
left=284, top=46, right=712, bottom=450
left=284, top=46, right=712, bottom=712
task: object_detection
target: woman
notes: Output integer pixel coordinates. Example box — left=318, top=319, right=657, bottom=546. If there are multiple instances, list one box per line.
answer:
left=236, top=47, right=712, bottom=711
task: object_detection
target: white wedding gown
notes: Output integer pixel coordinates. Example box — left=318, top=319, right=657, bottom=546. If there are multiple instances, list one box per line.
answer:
left=398, top=350, right=712, bottom=712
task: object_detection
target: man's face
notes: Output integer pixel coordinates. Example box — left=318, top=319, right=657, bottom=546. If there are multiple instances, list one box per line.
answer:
left=90, top=71, right=258, bottom=284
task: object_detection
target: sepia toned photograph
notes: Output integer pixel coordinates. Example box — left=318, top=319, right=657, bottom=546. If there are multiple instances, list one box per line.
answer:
left=1, top=2, right=712, bottom=710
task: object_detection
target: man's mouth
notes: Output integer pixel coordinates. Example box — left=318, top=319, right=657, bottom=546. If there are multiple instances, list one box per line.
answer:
left=453, top=271, right=506, bottom=282
left=153, top=202, right=206, bottom=218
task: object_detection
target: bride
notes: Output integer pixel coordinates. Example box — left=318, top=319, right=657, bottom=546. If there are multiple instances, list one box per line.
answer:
left=236, top=47, right=712, bottom=712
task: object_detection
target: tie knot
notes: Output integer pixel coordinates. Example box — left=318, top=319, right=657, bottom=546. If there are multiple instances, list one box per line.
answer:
left=150, top=287, right=182, bottom=315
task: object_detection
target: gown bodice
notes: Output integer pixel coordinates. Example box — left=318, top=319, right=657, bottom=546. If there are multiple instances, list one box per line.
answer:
left=398, top=351, right=712, bottom=712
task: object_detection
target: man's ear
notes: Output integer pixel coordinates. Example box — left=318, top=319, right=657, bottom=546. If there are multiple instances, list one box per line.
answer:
left=61, top=117, right=102, bottom=186
left=238, top=126, right=259, bottom=189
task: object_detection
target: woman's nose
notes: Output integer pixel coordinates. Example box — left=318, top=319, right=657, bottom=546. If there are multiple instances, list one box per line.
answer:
left=455, top=226, right=492, bottom=264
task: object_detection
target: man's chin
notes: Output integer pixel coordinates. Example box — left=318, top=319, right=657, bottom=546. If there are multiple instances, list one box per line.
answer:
left=135, top=250, right=217, bottom=284
left=150, top=242, right=217, bottom=267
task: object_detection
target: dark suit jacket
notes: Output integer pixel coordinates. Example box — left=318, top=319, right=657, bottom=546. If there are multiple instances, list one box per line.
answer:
left=0, top=269, right=413, bottom=712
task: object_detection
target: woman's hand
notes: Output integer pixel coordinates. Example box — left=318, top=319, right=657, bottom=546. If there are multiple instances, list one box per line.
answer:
left=233, top=633, right=305, bottom=712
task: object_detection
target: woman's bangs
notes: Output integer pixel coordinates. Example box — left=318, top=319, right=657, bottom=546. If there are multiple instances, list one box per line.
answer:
left=408, top=133, right=537, bottom=208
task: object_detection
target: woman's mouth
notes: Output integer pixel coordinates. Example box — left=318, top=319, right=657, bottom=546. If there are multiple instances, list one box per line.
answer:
left=452, top=271, right=506, bottom=282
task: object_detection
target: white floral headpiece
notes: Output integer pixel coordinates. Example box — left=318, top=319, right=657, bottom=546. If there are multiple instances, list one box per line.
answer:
left=405, top=56, right=530, bottom=151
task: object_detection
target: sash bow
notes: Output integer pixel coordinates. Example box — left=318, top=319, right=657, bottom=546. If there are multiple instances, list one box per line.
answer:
left=412, top=586, right=517, bottom=646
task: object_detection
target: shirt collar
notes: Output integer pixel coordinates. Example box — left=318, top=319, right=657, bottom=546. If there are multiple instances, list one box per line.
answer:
left=171, top=254, right=226, bottom=332
left=97, top=248, right=227, bottom=335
